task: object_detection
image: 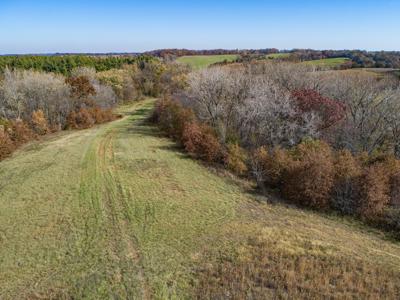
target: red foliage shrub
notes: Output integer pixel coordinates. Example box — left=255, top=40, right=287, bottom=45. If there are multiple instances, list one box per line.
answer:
left=67, top=108, right=95, bottom=129
left=0, top=120, right=35, bottom=161
left=67, top=106, right=115, bottom=130
left=88, top=107, right=116, bottom=124
left=182, top=122, right=222, bottom=163
left=8, top=120, right=35, bottom=146
left=355, top=163, right=390, bottom=221
left=0, top=129, right=15, bottom=160
left=66, top=111, right=78, bottom=129
left=292, top=89, right=346, bottom=129
left=31, top=110, right=49, bottom=135
left=356, top=154, right=400, bottom=210
left=282, top=140, right=334, bottom=209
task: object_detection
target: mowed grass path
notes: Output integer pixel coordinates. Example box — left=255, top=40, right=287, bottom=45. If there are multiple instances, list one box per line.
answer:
left=176, top=55, right=237, bottom=69
left=1, top=99, right=400, bottom=299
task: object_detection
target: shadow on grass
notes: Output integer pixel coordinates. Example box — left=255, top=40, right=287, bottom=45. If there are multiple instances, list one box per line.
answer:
left=125, top=108, right=149, bottom=117
left=123, top=124, right=162, bottom=139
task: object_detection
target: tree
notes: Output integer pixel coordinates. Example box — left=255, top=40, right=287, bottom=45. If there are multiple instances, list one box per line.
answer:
left=0, top=69, right=71, bottom=127
left=66, top=76, right=96, bottom=101
left=236, top=78, right=319, bottom=148
left=186, top=67, right=250, bottom=142
left=291, top=89, right=346, bottom=130
left=31, top=110, right=49, bottom=135
left=324, top=73, right=400, bottom=154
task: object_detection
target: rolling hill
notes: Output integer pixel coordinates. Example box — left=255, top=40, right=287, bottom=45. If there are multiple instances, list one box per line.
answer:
left=176, top=54, right=238, bottom=69
left=1, top=100, right=400, bottom=299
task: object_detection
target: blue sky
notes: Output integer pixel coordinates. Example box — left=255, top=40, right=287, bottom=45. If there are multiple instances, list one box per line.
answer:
left=0, top=0, right=399, bottom=54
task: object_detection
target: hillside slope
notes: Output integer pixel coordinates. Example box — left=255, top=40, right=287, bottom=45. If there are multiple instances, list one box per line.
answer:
left=176, top=55, right=238, bottom=69
left=1, top=99, right=400, bottom=299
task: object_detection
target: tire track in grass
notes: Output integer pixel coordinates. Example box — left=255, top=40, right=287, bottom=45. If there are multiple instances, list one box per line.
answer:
left=109, top=141, right=152, bottom=300
left=97, top=103, right=151, bottom=299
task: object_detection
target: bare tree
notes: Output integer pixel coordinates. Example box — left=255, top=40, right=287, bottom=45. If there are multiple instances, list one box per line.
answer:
left=246, top=61, right=324, bottom=92
left=0, top=68, right=118, bottom=129
left=183, top=65, right=319, bottom=148
left=71, top=66, right=118, bottom=108
left=186, top=67, right=250, bottom=142
left=236, top=76, right=319, bottom=148
left=324, top=73, right=400, bottom=154
left=0, top=69, right=71, bottom=126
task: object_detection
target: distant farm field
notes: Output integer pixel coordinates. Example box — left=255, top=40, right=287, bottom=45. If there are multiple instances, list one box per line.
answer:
left=303, top=57, right=350, bottom=67
left=266, top=53, right=290, bottom=59
left=176, top=54, right=238, bottom=69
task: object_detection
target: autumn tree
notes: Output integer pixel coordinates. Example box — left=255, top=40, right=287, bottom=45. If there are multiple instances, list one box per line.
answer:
left=291, top=89, right=346, bottom=130
left=31, top=110, right=49, bottom=135
left=66, top=76, right=96, bottom=101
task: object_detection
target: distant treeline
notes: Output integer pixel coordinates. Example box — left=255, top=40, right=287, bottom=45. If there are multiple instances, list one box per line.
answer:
left=146, top=48, right=400, bottom=69
left=286, top=49, right=400, bottom=69
left=145, top=48, right=280, bottom=58
left=0, top=55, right=155, bottom=75
left=2, top=50, right=399, bottom=74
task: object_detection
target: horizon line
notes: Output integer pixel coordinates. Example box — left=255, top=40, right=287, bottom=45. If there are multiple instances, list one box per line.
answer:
left=1, top=48, right=400, bottom=56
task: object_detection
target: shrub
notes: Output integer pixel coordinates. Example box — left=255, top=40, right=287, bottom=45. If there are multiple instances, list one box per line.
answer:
left=0, top=120, right=35, bottom=161
left=88, top=107, right=115, bottom=124
left=380, top=209, right=400, bottom=239
left=249, top=146, right=270, bottom=188
left=379, top=156, right=400, bottom=208
left=182, top=122, right=222, bottom=163
left=67, top=108, right=95, bottom=129
left=264, top=147, right=292, bottom=188
left=389, top=173, right=400, bottom=208
left=66, top=111, right=78, bottom=129
left=250, top=146, right=292, bottom=189
left=0, top=129, right=14, bottom=160
left=0, top=118, right=11, bottom=129
left=154, top=98, right=195, bottom=140
left=331, top=150, right=362, bottom=214
left=31, top=110, right=49, bottom=135
left=225, top=143, right=248, bottom=175
left=355, top=163, right=390, bottom=220
left=282, top=140, right=334, bottom=209
left=8, top=120, right=35, bottom=146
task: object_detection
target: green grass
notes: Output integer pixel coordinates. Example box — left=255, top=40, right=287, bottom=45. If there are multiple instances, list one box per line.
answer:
left=266, top=53, right=290, bottom=59
left=303, top=57, right=350, bottom=67
left=176, top=54, right=238, bottom=70
left=1, top=99, right=400, bottom=299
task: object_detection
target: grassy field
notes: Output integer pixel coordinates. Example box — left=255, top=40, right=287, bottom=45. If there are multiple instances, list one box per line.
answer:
left=1, top=99, right=400, bottom=299
left=329, top=68, right=400, bottom=80
left=303, top=57, right=350, bottom=67
left=266, top=53, right=290, bottom=59
left=176, top=54, right=238, bottom=69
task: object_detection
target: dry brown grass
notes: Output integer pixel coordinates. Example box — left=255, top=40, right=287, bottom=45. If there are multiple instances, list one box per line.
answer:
left=193, top=231, right=400, bottom=300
